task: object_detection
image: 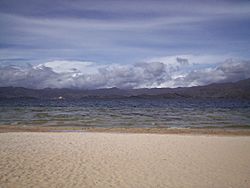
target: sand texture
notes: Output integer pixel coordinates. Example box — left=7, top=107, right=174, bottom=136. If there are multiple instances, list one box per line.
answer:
left=0, top=132, right=250, bottom=188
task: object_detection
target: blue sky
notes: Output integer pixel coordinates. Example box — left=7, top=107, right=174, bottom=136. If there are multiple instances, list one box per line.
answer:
left=0, top=0, right=250, bottom=88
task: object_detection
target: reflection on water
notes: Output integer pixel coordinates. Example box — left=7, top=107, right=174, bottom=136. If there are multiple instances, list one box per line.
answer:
left=0, top=99, right=249, bottom=128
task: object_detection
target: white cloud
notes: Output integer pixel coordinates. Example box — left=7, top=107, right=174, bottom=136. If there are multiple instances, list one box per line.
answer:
left=173, top=59, right=250, bottom=87
left=147, top=54, right=229, bottom=65
left=43, top=60, right=98, bottom=74
left=0, top=58, right=249, bottom=89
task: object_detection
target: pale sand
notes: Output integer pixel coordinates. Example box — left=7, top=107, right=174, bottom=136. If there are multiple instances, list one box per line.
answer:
left=0, top=133, right=250, bottom=188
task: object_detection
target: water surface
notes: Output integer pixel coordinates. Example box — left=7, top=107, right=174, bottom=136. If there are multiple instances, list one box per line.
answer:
left=0, top=98, right=249, bottom=128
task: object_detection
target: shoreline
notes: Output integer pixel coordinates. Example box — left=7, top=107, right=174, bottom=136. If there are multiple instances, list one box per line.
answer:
left=1, top=125, right=250, bottom=136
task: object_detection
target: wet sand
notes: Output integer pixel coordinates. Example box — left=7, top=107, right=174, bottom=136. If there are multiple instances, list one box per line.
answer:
left=1, top=125, right=250, bottom=136
left=0, top=132, right=250, bottom=188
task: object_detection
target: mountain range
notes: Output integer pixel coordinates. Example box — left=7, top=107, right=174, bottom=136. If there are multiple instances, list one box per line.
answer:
left=0, top=78, right=249, bottom=100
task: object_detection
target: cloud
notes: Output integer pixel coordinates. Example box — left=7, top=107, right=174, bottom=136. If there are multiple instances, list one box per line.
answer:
left=0, top=65, right=58, bottom=88
left=176, top=57, right=189, bottom=65
left=1, top=0, right=250, bottom=65
left=173, top=59, right=250, bottom=87
left=43, top=60, right=98, bottom=74
left=0, top=57, right=249, bottom=89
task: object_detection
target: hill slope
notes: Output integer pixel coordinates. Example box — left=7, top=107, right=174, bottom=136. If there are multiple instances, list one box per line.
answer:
left=0, top=78, right=249, bottom=99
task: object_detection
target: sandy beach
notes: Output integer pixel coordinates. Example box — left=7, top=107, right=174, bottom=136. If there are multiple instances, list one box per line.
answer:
left=0, top=132, right=250, bottom=188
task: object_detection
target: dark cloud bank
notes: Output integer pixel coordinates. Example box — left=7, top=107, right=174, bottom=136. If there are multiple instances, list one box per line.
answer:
left=0, top=59, right=250, bottom=89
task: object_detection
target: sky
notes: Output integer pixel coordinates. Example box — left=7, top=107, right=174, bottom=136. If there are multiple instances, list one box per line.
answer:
left=0, top=0, right=250, bottom=89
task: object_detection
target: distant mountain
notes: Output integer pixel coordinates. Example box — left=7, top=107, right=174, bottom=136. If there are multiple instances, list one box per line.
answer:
left=0, top=78, right=250, bottom=99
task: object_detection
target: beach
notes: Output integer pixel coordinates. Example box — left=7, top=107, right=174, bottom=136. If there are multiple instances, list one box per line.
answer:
left=0, top=132, right=250, bottom=188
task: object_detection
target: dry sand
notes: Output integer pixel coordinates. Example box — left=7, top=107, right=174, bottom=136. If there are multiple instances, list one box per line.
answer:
left=0, top=132, right=250, bottom=188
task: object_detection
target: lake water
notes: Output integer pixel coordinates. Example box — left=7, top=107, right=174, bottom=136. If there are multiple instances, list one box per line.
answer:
left=0, top=98, right=250, bottom=128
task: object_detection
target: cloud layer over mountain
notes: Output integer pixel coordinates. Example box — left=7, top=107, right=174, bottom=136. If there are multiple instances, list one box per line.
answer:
left=1, top=57, right=249, bottom=89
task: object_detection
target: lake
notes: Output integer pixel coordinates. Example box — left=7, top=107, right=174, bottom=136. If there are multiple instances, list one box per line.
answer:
left=0, top=98, right=250, bottom=128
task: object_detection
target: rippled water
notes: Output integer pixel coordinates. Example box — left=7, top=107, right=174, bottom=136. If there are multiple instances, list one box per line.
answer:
left=0, top=98, right=250, bottom=128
